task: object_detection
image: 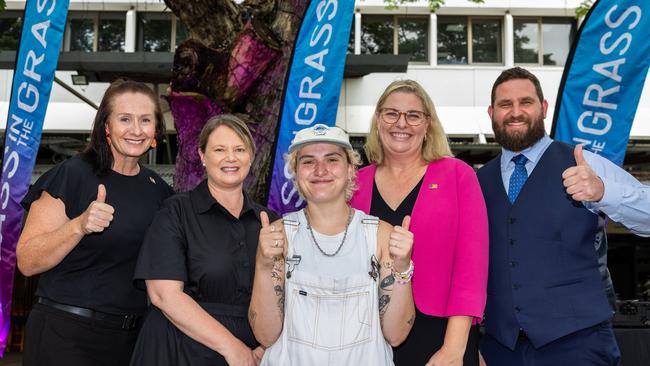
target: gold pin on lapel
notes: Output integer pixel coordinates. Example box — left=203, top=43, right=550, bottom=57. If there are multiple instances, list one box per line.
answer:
left=429, top=183, right=438, bottom=189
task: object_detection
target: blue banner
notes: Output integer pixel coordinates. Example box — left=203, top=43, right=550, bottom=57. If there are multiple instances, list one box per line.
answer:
left=0, top=0, right=69, bottom=354
left=267, top=0, right=354, bottom=214
left=552, top=0, right=650, bottom=165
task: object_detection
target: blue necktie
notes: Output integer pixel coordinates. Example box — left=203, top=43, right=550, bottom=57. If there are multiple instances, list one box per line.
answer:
left=508, top=154, right=528, bottom=204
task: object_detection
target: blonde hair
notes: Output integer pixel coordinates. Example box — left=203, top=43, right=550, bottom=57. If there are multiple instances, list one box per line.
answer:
left=365, top=79, right=453, bottom=165
left=284, top=144, right=362, bottom=201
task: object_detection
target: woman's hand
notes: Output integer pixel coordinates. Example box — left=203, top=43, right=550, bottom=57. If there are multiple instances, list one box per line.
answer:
left=77, top=184, right=114, bottom=234
left=252, top=346, right=265, bottom=365
left=388, top=215, right=413, bottom=272
left=223, top=340, right=257, bottom=366
left=256, top=212, right=285, bottom=269
left=426, top=345, right=465, bottom=366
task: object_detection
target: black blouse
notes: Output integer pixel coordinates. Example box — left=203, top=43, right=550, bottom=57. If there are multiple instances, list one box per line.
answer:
left=134, top=180, right=278, bottom=305
left=369, top=177, right=424, bottom=227
left=21, top=156, right=173, bottom=314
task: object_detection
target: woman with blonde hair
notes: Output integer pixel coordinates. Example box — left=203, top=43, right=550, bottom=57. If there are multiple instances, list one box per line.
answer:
left=351, top=80, right=489, bottom=366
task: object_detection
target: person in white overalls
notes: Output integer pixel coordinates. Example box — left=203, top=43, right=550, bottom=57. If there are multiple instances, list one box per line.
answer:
left=249, top=124, right=416, bottom=366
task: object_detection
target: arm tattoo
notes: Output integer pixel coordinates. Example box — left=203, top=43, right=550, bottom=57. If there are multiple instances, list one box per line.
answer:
left=378, top=262, right=394, bottom=324
left=271, top=256, right=285, bottom=314
left=378, top=294, right=391, bottom=321
left=274, top=285, right=285, bottom=312
left=380, top=273, right=395, bottom=290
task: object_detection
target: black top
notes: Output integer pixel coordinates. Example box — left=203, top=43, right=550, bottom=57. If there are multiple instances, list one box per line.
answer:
left=21, top=156, right=173, bottom=314
left=369, top=177, right=423, bottom=226
left=368, top=175, right=480, bottom=366
left=134, top=180, right=278, bottom=305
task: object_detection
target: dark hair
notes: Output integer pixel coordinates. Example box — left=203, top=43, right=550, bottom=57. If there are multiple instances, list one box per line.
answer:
left=490, top=67, right=545, bottom=106
left=80, top=79, right=165, bottom=175
left=198, top=114, right=256, bottom=160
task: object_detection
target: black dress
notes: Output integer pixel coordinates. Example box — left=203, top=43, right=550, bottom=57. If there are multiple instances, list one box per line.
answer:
left=130, top=180, right=277, bottom=366
left=21, top=156, right=173, bottom=366
left=369, top=178, right=480, bottom=366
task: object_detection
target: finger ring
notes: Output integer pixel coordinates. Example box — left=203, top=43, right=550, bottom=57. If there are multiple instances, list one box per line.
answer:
left=274, top=239, right=280, bottom=248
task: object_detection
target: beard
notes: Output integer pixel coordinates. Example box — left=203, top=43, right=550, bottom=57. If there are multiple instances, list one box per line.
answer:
left=492, top=114, right=546, bottom=152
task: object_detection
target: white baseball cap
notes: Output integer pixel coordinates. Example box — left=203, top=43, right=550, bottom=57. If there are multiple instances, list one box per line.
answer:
left=288, top=124, right=353, bottom=153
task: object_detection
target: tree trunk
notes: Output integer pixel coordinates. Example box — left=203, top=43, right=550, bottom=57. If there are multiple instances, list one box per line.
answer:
left=164, top=0, right=309, bottom=202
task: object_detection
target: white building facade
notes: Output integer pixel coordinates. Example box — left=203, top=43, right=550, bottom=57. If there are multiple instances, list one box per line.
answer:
left=0, top=0, right=649, bottom=145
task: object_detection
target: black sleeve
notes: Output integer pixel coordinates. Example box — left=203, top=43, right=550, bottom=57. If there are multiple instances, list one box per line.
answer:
left=21, top=157, right=91, bottom=219
left=134, top=197, right=188, bottom=287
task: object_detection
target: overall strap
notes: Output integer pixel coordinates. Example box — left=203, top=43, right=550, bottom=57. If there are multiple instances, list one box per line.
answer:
left=361, top=214, right=380, bottom=281
left=282, top=211, right=301, bottom=278
left=282, top=212, right=300, bottom=257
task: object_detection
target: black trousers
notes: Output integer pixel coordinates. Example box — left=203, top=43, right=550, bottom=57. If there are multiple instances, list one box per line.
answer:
left=393, top=307, right=480, bottom=366
left=23, top=303, right=140, bottom=366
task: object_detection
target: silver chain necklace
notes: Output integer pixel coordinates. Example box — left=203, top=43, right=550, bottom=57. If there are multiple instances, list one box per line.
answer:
left=304, top=206, right=354, bottom=257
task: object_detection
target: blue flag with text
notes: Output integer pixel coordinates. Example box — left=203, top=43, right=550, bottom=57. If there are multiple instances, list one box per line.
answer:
left=267, top=0, right=354, bottom=214
left=552, top=0, right=650, bottom=165
left=0, top=0, right=69, bottom=354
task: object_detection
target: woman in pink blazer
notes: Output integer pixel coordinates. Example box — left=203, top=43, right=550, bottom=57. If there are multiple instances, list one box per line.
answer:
left=350, top=80, right=488, bottom=366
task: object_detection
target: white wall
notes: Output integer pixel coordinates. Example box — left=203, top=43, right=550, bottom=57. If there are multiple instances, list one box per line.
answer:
left=337, top=66, right=650, bottom=140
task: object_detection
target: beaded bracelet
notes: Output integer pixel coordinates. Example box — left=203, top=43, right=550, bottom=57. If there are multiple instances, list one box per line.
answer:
left=391, top=260, right=414, bottom=285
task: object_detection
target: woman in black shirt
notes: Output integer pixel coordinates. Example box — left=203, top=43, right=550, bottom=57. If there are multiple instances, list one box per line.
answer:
left=130, top=114, right=276, bottom=366
left=17, top=80, right=173, bottom=366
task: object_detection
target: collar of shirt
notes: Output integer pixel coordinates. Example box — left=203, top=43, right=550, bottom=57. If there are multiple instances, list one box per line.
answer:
left=500, top=134, right=554, bottom=193
left=190, top=179, right=261, bottom=220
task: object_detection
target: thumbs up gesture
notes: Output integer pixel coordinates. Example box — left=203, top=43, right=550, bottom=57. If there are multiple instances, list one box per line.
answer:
left=388, top=216, right=414, bottom=273
left=77, top=184, right=115, bottom=234
left=257, top=212, right=285, bottom=268
left=562, top=144, right=605, bottom=202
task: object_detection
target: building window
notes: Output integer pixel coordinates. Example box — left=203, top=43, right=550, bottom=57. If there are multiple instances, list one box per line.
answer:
left=514, top=17, right=576, bottom=66
left=472, top=18, right=502, bottom=63
left=360, top=15, right=393, bottom=55
left=0, top=13, right=22, bottom=51
left=174, top=17, right=188, bottom=48
left=359, top=15, right=428, bottom=63
left=139, top=13, right=172, bottom=52
left=65, top=12, right=125, bottom=52
left=98, top=13, right=125, bottom=52
left=69, top=18, right=94, bottom=52
left=438, top=16, right=502, bottom=65
left=347, top=16, right=355, bottom=54
left=397, top=16, right=428, bottom=62
left=438, top=17, right=467, bottom=64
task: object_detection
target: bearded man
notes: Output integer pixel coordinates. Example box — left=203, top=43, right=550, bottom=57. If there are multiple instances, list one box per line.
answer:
left=476, top=67, right=648, bottom=366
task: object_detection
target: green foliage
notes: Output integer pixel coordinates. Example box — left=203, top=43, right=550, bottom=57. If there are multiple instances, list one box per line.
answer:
left=0, top=0, right=6, bottom=12
left=385, top=0, right=484, bottom=12
left=576, top=0, right=593, bottom=19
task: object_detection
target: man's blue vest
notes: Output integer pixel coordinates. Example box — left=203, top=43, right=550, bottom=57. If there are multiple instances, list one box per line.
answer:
left=477, top=141, right=613, bottom=350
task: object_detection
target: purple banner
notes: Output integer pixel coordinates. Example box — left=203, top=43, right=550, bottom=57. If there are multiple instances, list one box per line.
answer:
left=0, top=0, right=69, bottom=355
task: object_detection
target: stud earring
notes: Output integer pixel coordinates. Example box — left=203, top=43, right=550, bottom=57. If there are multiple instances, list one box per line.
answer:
left=151, top=139, right=157, bottom=149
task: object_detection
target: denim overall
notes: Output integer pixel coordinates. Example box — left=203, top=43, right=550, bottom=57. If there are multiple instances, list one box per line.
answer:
left=261, top=209, right=394, bottom=366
